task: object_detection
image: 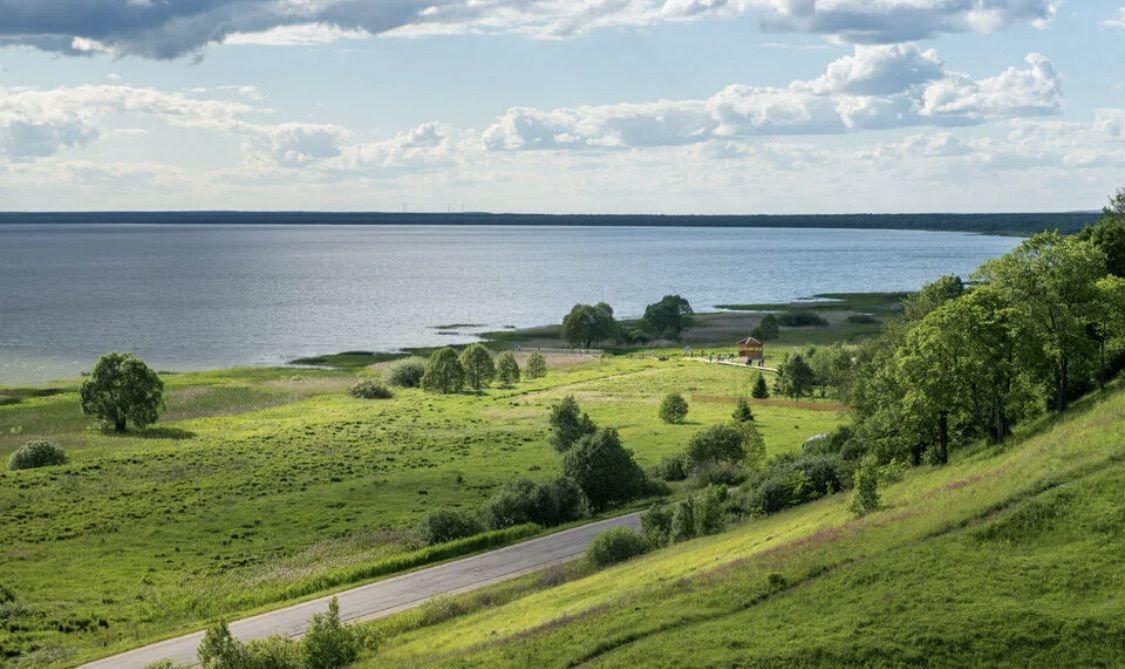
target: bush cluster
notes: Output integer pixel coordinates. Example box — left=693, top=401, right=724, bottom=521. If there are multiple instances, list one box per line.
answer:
left=641, top=485, right=729, bottom=547
left=192, top=598, right=363, bottom=669
left=348, top=379, right=393, bottom=400
left=586, top=527, right=651, bottom=567
left=776, top=310, right=829, bottom=327
left=738, top=454, right=844, bottom=515
left=417, top=509, right=484, bottom=545
left=479, top=478, right=586, bottom=530
left=8, top=440, right=67, bottom=471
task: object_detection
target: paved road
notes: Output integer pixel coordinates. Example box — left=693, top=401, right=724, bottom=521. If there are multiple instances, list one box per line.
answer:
left=80, top=513, right=643, bottom=669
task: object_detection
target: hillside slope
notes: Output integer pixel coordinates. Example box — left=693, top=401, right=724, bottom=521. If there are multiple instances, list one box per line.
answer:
left=364, top=383, right=1125, bottom=668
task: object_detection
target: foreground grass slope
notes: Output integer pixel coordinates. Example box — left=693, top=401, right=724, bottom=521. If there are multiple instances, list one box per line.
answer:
left=363, top=382, right=1125, bottom=668
left=0, top=356, right=840, bottom=667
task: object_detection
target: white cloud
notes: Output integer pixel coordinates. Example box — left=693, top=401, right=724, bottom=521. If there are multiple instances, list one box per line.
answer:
left=482, top=47, right=1063, bottom=150
left=1103, top=8, right=1125, bottom=29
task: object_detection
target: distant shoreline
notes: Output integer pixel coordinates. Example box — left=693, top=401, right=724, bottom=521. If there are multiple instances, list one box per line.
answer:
left=0, top=210, right=1099, bottom=236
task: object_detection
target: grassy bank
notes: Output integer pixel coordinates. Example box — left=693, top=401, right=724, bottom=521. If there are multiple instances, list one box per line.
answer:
left=0, top=354, right=842, bottom=667
left=354, top=380, right=1125, bottom=668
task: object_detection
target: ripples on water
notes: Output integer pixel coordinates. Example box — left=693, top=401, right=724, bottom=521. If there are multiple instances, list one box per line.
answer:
left=0, top=224, right=1019, bottom=383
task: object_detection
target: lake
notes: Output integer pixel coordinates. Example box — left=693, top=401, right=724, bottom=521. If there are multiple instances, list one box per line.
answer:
left=0, top=224, right=1019, bottom=384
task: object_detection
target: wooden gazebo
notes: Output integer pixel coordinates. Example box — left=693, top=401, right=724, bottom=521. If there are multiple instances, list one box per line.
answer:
left=737, top=336, right=764, bottom=360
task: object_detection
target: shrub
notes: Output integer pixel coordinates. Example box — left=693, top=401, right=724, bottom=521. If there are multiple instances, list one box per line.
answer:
left=349, top=379, right=393, bottom=400
left=387, top=357, right=427, bottom=388
left=586, top=527, right=650, bottom=567
left=420, top=347, right=465, bottom=394
left=198, top=621, right=246, bottom=669
left=658, top=392, right=689, bottom=424
left=693, top=485, right=728, bottom=536
left=419, top=509, right=484, bottom=545
left=563, top=428, right=648, bottom=511
left=640, top=504, right=673, bottom=546
left=878, top=458, right=908, bottom=485
left=495, top=351, right=521, bottom=386
left=480, top=478, right=540, bottom=530
left=742, top=454, right=845, bottom=515
left=245, top=636, right=302, bottom=669
left=9, top=440, right=67, bottom=471
left=669, top=498, right=696, bottom=543
left=649, top=453, right=689, bottom=481
left=143, top=661, right=190, bottom=669
left=525, top=351, right=548, bottom=379
left=459, top=344, right=495, bottom=390
left=480, top=477, right=586, bottom=530
left=301, top=598, right=359, bottom=669
left=548, top=395, right=597, bottom=453
left=850, top=455, right=881, bottom=517
left=846, top=313, right=878, bottom=324
left=732, top=397, right=754, bottom=423
left=689, top=461, right=747, bottom=488
left=776, top=310, right=828, bottom=327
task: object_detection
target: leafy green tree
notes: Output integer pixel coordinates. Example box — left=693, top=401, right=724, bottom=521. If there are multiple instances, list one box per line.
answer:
left=525, top=350, right=548, bottom=379
left=79, top=352, right=164, bottom=433
left=561, top=303, right=616, bottom=348
left=975, top=232, right=1107, bottom=411
left=741, top=421, right=767, bottom=472
left=903, top=275, right=965, bottom=321
left=732, top=396, right=754, bottom=422
left=421, top=347, right=465, bottom=394
left=495, top=351, right=521, bottom=386
left=751, top=373, right=770, bottom=399
left=685, top=423, right=746, bottom=467
left=562, top=428, right=648, bottom=511
left=459, top=344, right=495, bottom=390
left=669, top=498, right=696, bottom=543
left=849, top=455, right=881, bottom=517
left=198, top=621, right=245, bottom=669
left=1078, top=187, right=1125, bottom=277
left=1092, top=275, right=1125, bottom=387
left=751, top=314, right=779, bottom=341
left=808, top=344, right=854, bottom=398
left=775, top=353, right=815, bottom=401
left=388, top=357, right=427, bottom=387
left=658, top=392, right=689, bottom=424
left=643, top=295, right=695, bottom=338
left=548, top=395, right=597, bottom=453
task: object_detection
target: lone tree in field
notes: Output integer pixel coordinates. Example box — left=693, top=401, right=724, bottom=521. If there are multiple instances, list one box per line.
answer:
left=685, top=422, right=763, bottom=469
left=525, top=350, right=548, bottom=379
left=561, top=302, right=616, bottom=348
left=79, top=352, right=164, bottom=433
left=751, top=373, right=770, bottom=399
left=549, top=395, right=597, bottom=452
left=496, top=351, right=521, bottom=387
left=643, top=295, right=695, bottom=339
left=421, top=347, right=465, bottom=394
left=459, top=344, right=495, bottom=390
left=659, top=392, right=689, bottom=424
left=732, top=396, right=754, bottom=423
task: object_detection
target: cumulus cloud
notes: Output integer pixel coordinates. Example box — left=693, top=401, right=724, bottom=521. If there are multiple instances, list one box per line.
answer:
left=0, top=0, right=1057, bottom=59
left=483, top=46, right=1063, bottom=150
left=0, top=84, right=348, bottom=167
left=1104, top=8, right=1125, bottom=29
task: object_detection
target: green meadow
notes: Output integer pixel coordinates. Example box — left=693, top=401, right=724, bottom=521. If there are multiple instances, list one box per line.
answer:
left=0, top=354, right=842, bottom=667
left=356, top=379, right=1125, bottom=668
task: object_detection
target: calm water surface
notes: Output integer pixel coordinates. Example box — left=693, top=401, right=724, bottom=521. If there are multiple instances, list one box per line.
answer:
left=0, top=224, right=1019, bottom=383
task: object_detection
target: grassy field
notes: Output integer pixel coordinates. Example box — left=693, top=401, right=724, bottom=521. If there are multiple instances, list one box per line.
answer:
left=0, top=354, right=842, bottom=667
left=351, top=380, right=1125, bottom=668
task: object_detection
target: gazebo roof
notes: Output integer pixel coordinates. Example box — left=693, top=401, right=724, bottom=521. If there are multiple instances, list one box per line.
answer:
left=738, top=336, right=764, bottom=347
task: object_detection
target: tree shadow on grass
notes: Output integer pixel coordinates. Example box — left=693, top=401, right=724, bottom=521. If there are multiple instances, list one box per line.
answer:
left=111, top=426, right=197, bottom=440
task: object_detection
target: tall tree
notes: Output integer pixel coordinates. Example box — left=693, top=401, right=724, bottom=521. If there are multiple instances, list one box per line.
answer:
left=561, top=303, right=617, bottom=348
left=1077, top=190, right=1125, bottom=278
left=562, top=428, right=648, bottom=511
left=495, top=351, right=521, bottom=387
left=79, top=352, right=164, bottom=433
left=643, top=295, right=695, bottom=339
left=421, top=347, right=465, bottom=394
left=459, top=344, right=495, bottom=390
left=975, top=232, right=1107, bottom=411
left=775, top=354, right=815, bottom=401
left=548, top=395, right=597, bottom=452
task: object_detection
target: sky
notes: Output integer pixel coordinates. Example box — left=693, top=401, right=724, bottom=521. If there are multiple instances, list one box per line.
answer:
left=0, top=1, right=1123, bottom=214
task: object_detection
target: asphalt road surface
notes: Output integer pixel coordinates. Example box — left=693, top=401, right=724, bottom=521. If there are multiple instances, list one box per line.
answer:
left=80, top=512, right=643, bottom=669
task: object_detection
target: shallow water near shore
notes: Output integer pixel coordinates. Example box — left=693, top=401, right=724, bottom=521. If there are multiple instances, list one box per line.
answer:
left=0, top=223, right=1018, bottom=384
